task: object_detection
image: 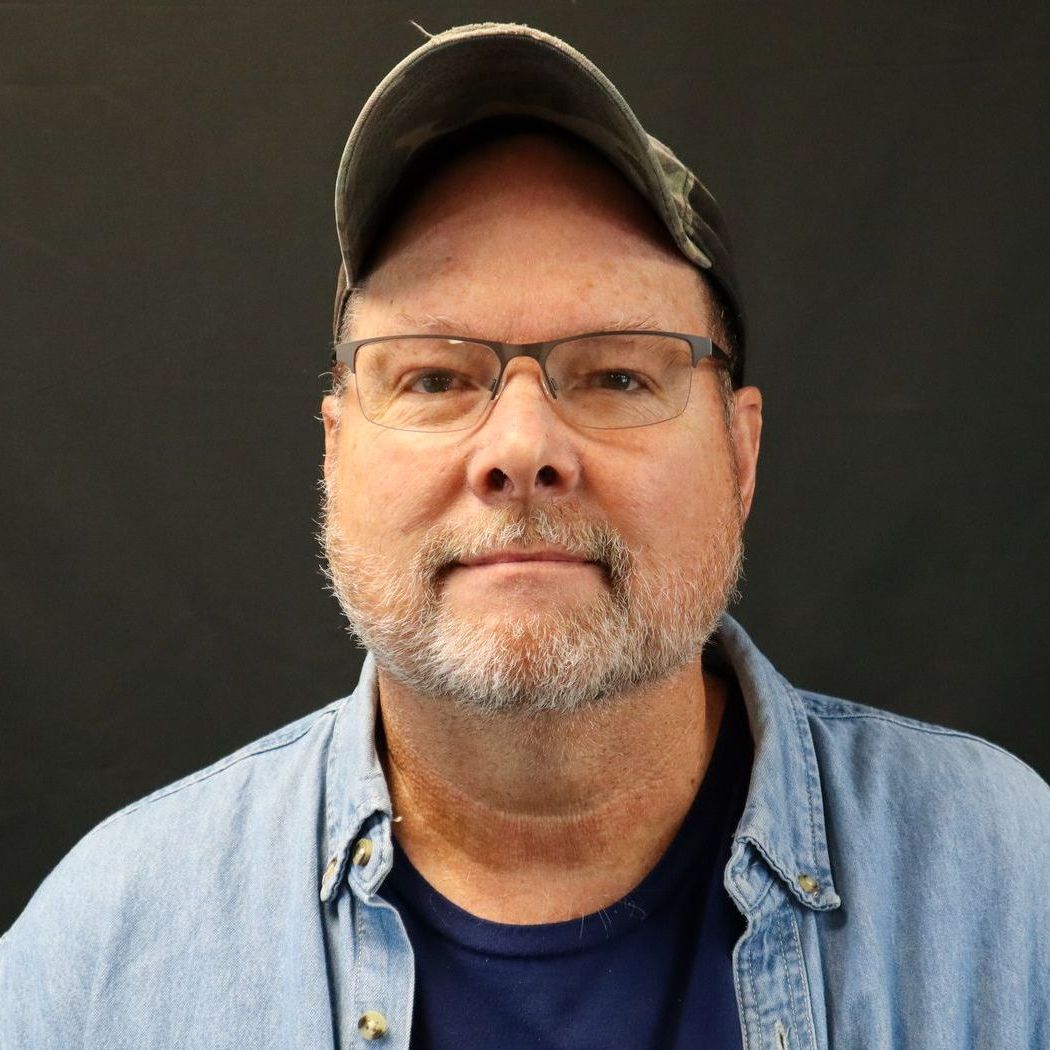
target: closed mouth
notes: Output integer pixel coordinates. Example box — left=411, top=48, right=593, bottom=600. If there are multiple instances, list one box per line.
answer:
left=455, top=549, right=594, bottom=568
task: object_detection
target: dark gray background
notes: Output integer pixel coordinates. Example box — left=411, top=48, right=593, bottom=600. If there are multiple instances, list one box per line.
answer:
left=3, top=2, right=1048, bottom=933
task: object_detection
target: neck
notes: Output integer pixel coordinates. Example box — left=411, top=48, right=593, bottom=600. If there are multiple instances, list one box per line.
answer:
left=377, top=660, right=727, bottom=924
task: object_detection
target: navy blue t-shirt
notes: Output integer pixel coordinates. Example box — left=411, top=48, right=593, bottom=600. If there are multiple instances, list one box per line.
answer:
left=380, top=678, right=753, bottom=1049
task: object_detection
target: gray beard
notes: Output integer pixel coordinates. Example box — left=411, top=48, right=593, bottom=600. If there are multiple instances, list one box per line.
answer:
left=319, top=489, right=743, bottom=717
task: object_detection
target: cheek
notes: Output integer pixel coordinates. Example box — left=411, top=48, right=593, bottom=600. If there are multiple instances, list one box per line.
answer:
left=332, top=430, right=461, bottom=545
left=590, top=432, right=734, bottom=555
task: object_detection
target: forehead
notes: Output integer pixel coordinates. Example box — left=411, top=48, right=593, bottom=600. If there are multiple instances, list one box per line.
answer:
left=353, top=129, right=712, bottom=342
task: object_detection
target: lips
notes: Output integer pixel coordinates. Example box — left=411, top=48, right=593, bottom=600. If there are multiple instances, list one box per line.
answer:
left=456, top=549, right=592, bottom=567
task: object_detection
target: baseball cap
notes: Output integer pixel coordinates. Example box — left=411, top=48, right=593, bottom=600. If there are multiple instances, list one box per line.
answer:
left=333, top=21, right=746, bottom=384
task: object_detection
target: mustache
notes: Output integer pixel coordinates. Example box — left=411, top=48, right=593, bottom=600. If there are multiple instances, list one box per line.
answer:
left=409, top=504, right=635, bottom=588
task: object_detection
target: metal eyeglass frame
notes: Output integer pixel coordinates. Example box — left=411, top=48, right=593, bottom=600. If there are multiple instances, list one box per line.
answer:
left=331, top=330, right=732, bottom=430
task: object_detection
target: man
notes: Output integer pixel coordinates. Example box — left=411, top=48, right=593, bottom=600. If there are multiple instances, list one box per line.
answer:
left=2, top=21, right=1048, bottom=1050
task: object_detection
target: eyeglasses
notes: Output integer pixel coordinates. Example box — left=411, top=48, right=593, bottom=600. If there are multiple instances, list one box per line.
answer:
left=331, top=330, right=731, bottom=433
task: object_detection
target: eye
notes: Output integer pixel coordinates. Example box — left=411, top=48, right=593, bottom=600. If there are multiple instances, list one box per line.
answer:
left=592, top=370, right=645, bottom=392
left=407, top=370, right=463, bottom=394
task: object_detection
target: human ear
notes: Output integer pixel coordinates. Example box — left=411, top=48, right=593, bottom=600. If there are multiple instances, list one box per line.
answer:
left=730, top=386, right=762, bottom=520
left=320, top=394, right=342, bottom=482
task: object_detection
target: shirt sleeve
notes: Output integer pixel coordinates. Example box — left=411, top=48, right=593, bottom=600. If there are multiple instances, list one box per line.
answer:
left=1, top=852, right=97, bottom=1041
left=0, top=828, right=117, bottom=1048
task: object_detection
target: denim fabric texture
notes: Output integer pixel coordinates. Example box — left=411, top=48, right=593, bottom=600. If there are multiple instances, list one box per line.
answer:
left=3, top=615, right=1048, bottom=1048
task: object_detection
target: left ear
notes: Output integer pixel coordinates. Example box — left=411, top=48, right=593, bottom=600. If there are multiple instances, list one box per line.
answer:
left=320, top=394, right=342, bottom=483
left=729, top=386, right=762, bottom=520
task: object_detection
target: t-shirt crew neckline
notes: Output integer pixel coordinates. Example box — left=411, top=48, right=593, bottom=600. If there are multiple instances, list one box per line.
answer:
left=379, top=678, right=751, bottom=959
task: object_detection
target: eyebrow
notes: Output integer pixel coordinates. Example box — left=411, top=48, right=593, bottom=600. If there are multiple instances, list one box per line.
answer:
left=390, top=310, right=664, bottom=340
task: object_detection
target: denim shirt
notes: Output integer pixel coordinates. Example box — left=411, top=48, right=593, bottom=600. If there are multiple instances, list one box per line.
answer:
left=3, top=615, right=1049, bottom=1049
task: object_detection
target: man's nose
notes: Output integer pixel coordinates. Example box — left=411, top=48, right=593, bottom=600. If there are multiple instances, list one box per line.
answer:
left=465, top=360, right=581, bottom=503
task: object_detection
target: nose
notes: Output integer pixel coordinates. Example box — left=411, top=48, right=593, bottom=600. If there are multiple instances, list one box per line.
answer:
left=465, top=359, right=581, bottom=504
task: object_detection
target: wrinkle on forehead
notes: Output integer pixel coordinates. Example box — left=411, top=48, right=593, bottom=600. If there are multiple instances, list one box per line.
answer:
left=389, top=310, right=665, bottom=341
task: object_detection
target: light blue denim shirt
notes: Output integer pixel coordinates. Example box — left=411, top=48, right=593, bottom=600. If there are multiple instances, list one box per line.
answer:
left=3, top=615, right=1049, bottom=1049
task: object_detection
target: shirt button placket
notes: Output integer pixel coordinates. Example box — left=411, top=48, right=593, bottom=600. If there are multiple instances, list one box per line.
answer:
left=346, top=823, right=414, bottom=1047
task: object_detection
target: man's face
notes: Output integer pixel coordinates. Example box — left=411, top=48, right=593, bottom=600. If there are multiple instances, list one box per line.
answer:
left=321, top=132, right=762, bottom=714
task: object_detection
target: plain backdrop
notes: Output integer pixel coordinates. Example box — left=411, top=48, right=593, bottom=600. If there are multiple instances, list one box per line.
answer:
left=3, top=2, right=1048, bottom=932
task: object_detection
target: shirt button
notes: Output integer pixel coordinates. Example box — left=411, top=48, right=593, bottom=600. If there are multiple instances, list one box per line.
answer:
left=322, top=856, right=338, bottom=883
left=358, top=1011, right=388, bottom=1040
left=797, top=873, right=820, bottom=894
left=352, top=838, right=374, bottom=866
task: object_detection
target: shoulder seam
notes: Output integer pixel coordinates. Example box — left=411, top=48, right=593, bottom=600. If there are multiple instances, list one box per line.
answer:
left=800, top=692, right=1050, bottom=789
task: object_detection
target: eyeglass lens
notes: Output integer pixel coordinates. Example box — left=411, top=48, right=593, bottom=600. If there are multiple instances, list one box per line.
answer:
left=353, top=334, right=695, bottom=432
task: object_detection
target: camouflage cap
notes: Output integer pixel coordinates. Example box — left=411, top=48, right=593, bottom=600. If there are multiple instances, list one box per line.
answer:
left=334, top=21, right=746, bottom=384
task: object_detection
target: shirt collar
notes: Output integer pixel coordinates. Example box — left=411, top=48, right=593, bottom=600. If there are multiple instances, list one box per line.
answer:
left=320, top=615, right=841, bottom=911
left=715, top=615, right=841, bottom=911
left=319, top=652, right=391, bottom=902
